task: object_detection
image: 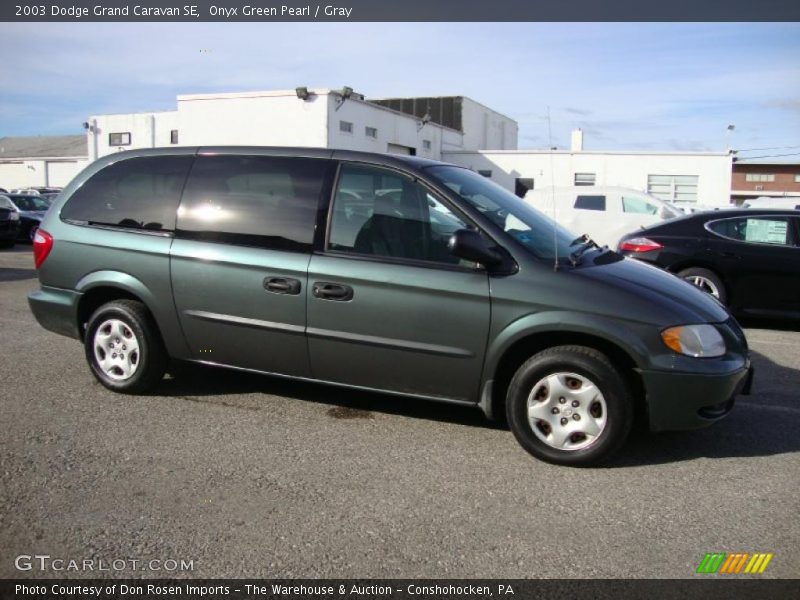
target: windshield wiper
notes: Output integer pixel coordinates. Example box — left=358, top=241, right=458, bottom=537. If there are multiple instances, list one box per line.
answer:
left=569, top=234, right=601, bottom=266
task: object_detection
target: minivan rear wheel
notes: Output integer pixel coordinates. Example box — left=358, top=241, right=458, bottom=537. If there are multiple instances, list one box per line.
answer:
left=506, top=345, right=633, bottom=466
left=84, top=299, right=167, bottom=394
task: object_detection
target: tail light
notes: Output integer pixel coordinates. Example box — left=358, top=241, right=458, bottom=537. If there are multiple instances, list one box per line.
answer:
left=32, top=229, right=53, bottom=268
left=618, top=237, right=662, bottom=253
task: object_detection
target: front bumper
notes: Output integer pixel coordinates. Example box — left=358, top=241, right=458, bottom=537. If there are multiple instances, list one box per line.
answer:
left=641, top=361, right=752, bottom=431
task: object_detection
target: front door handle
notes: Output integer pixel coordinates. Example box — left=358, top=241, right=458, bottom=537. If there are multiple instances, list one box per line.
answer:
left=312, top=282, right=354, bottom=301
left=264, top=277, right=301, bottom=295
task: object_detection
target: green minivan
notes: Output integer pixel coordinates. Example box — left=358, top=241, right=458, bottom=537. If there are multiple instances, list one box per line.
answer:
left=29, top=148, right=752, bottom=466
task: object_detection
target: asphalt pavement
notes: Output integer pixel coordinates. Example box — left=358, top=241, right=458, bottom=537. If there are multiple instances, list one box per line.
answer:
left=1, top=245, right=798, bottom=579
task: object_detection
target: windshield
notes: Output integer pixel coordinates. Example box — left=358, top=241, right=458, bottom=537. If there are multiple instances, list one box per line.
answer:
left=426, top=166, right=580, bottom=261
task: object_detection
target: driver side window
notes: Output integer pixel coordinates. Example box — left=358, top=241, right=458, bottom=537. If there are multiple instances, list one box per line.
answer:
left=328, top=164, right=472, bottom=266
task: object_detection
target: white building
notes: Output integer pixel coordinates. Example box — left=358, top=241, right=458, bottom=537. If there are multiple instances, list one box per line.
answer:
left=443, top=129, right=734, bottom=207
left=1, top=90, right=733, bottom=207
left=0, top=135, right=89, bottom=189
left=86, top=88, right=518, bottom=161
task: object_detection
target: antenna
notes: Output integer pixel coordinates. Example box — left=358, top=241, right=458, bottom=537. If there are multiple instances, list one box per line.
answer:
left=546, top=106, right=559, bottom=271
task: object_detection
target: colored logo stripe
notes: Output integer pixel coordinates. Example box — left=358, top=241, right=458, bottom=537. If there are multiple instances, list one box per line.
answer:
left=697, top=552, right=773, bottom=574
left=744, top=553, right=774, bottom=574
left=697, top=553, right=726, bottom=573
left=720, top=553, right=749, bottom=573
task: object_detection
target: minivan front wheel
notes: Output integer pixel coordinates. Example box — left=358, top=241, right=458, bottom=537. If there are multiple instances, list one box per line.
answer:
left=84, top=300, right=167, bottom=394
left=506, top=345, right=633, bottom=466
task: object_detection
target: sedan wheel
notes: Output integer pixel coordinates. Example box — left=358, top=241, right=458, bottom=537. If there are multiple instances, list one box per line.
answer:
left=677, top=267, right=727, bottom=304
left=684, top=274, right=720, bottom=298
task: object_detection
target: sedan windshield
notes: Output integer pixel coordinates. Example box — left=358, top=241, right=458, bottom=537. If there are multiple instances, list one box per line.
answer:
left=426, top=166, right=580, bottom=261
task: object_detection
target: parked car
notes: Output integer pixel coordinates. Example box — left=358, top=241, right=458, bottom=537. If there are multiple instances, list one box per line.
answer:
left=673, top=203, right=739, bottom=214
left=618, top=209, right=800, bottom=319
left=524, top=186, right=681, bottom=248
left=7, top=194, right=50, bottom=241
left=28, top=148, right=752, bottom=466
left=0, top=194, right=21, bottom=247
left=741, top=196, right=800, bottom=210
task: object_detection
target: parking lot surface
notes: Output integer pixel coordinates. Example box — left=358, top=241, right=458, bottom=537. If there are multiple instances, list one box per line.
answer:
left=1, top=246, right=798, bottom=579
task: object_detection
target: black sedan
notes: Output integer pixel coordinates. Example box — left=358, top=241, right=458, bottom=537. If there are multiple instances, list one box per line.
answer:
left=618, top=209, right=800, bottom=319
left=7, top=194, right=50, bottom=242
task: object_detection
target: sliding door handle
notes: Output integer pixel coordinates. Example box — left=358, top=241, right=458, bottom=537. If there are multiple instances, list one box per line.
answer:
left=312, top=282, right=354, bottom=301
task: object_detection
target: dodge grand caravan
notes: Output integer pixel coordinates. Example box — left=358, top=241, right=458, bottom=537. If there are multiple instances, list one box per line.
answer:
left=28, top=148, right=752, bottom=466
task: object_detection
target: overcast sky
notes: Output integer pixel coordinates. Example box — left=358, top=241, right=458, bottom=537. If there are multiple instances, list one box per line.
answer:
left=1, top=22, right=798, bottom=160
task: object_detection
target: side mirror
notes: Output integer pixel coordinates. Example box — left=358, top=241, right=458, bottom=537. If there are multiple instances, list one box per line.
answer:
left=448, top=229, right=503, bottom=267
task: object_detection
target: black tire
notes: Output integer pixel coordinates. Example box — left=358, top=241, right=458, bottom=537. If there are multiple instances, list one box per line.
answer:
left=84, top=299, right=167, bottom=394
left=677, top=267, right=727, bottom=304
left=506, top=345, right=633, bottom=467
left=0, top=239, right=14, bottom=249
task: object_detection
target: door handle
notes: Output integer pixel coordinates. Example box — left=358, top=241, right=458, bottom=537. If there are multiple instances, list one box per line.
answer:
left=312, top=282, right=354, bottom=301
left=264, top=277, right=301, bottom=295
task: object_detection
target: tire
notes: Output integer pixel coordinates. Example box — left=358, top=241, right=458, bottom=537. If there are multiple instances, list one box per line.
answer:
left=0, top=239, right=14, bottom=249
left=84, top=299, right=167, bottom=394
left=506, top=345, right=633, bottom=467
left=677, top=267, right=726, bottom=304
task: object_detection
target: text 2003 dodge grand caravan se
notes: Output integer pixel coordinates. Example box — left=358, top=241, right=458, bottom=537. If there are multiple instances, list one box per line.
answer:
left=29, top=148, right=753, bottom=466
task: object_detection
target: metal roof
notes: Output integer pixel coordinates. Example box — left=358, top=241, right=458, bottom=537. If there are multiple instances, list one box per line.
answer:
left=0, top=135, right=87, bottom=159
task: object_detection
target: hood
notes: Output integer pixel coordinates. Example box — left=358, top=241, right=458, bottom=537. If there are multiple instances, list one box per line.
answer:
left=574, top=253, right=730, bottom=324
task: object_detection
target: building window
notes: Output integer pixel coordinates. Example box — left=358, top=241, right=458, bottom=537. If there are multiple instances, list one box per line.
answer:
left=423, top=140, right=432, bottom=151
left=515, top=178, right=534, bottom=198
left=365, top=126, right=378, bottom=139
left=745, top=173, right=775, bottom=183
left=339, top=121, right=353, bottom=134
left=795, top=174, right=800, bottom=183
left=108, top=132, right=131, bottom=146
left=647, top=174, right=699, bottom=202
left=170, top=130, right=179, bottom=144
left=574, top=173, right=595, bottom=186
left=478, top=170, right=492, bottom=178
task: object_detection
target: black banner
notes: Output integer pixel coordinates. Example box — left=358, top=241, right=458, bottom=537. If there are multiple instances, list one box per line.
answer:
left=2, top=0, right=800, bottom=22
left=2, top=580, right=799, bottom=600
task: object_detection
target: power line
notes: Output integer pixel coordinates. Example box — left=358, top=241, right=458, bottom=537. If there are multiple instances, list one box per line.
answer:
left=737, top=145, right=800, bottom=152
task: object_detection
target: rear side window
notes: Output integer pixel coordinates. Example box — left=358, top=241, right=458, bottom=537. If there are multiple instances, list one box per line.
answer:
left=176, top=155, right=328, bottom=251
left=708, top=217, right=792, bottom=246
left=574, top=195, right=606, bottom=211
left=622, top=196, right=658, bottom=214
left=62, top=155, right=193, bottom=231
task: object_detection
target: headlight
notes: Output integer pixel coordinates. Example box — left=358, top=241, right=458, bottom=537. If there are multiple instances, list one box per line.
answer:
left=661, top=324, right=725, bottom=358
